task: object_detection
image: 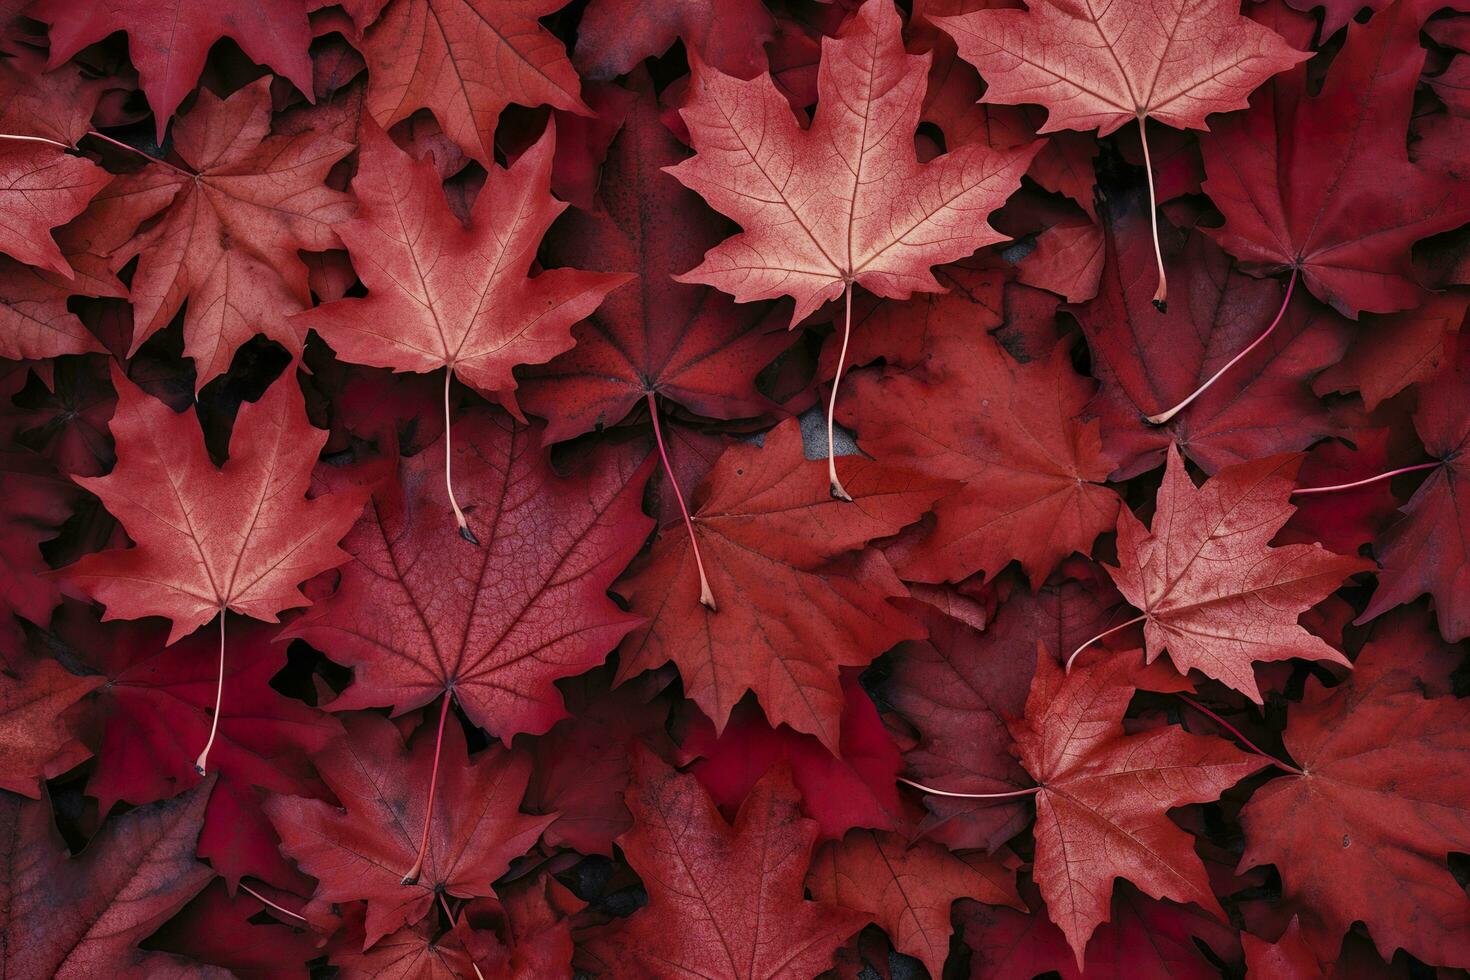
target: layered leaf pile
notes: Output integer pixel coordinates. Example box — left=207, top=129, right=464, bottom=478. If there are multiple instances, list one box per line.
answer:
left=2, top=0, right=1469, bottom=977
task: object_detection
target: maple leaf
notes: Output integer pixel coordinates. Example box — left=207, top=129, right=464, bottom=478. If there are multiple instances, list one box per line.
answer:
left=1015, top=652, right=1267, bottom=966
left=285, top=409, right=652, bottom=739
left=0, top=653, right=102, bottom=796
left=614, top=418, right=947, bottom=752
left=671, top=0, right=1036, bottom=324
left=1239, top=614, right=1470, bottom=968
left=0, top=140, right=111, bottom=279
left=573, top=0, right=775, bottom=81
left=29, top=0, right=314, bottom=141
left=265, top=711, right=554, bottom=950
left=357, top=0, right=587, bottom=165
left=839, top=319, right=1120, bottom=587
left=1073, top=198, right=1350, bottom=482
left=1355, top=347, right=1470, bottom=640
left=104, top=78, right=355, bottom=389
left=936, top=0, right=1306, bottom=307
left=0, top=782, right=216, bottom=978
left=808, top=831, right=1021, bottom=977
left=586, top=751, right=871, bottom=978
left=1200, top=0, right=1470, bottom=316
left=666, top=0, right=1038, bottom=495
left=65, top=365, right=365, bottom=644
left=292, top=116, right=627, bottom=533
left=1099, top=446, right=1371, bottom=701
left=518, top=73, right=791, bottom=446
left=682, top=671, right=903, bottom=840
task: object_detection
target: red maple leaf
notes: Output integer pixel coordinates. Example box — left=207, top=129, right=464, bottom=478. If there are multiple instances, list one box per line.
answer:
left=667, top=0, right=1038, bottom=495
left=29, top=0, right=313, bottom=140
left=1239, top=612, right=1470, bottom=968
left=1098, top=446, right=1371, bottom=701
left=0, top=783, right=216, bottom=977
left=1200, top=1, right=1470, bottom=316
left=292, top=116, right=627, bottom=533
left=839, top=318, right=1120, bottom=588
left=936, top=0, right=1306, bottom=307
left=265, top=710, right=554, bottom=950
left=285, top=410, right=652, bottom=739
left=614, top=418, right=947, bottom=752
left=584, top=751, right=871, bottom=978
left=102, top=79, right=354, bottom=389
left=64, top=366, right=365, bottom=643
left=1015, top=652, right=1267, bottom=965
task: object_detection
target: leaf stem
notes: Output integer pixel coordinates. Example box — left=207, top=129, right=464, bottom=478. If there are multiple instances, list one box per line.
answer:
left=1138, top=116, right=1168, bottom=312
left=828, top=279, right=854, bottom=502
left=239, top=882, right=308, bottom=925
left=1064, top=613, right=1147, bottom=673
left=402, top=692, right=452, bottom=885
left=898, top=776, right=1041, bottom=799
left=194, top=610, right=227, bottom=775
left=0, top=131, right=71, bottom=149
left=444, top=369, right=478, bottom=544
left=1291, top=461, right=1440, bottom=495
left=647, top=392, right=715, bottom=610
left=1176, top=694, right=1304, bottom=776
left=1144, top=267, right=1297, bottom=426
left=0, top=129, right=194, bottom=179
left=81, top=130, right=194, bottom=178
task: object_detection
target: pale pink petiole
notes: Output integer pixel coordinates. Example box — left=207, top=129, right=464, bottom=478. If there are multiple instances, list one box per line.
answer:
left=1138, top=116, right=1168, bottom=312
left=898, top=776, right=1041, bottom=799
left=1177, top=694, right=1305, bottom=776
left=0, top=130, right=194, bottom=179
left=0, top=131, right=70, bottom=149
left=1144, top=268, right=1298, bottom=426
left=239, top=882, right=309, bottom=925
left=444, top=369, right=478, bottom=544
left=827, top=280, right=855, bottom=502
left=647, top=392, right=716, bottom=610
left=194, top=611, right=227, bottom=775
left=402, top=692, right=452, bottom=885
left=1064, top=613, right=1147, bottom=673
left=1292, top=461, right=1441, bottom=496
